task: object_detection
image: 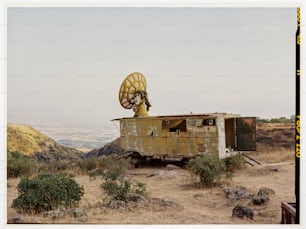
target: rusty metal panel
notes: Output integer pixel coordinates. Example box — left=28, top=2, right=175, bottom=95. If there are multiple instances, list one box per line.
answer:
left=236, top=117, right=256, bottom=151
left=225, top=118, right=235, bottom=148
left=119, top=114, right=245, bottom=159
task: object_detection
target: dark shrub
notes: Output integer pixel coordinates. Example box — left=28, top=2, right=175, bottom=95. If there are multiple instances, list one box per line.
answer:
left=224, top=154, right=244, bottom=172
left=98, top=156, right=147, bottom=202
left=187, top=155, right=226, bottom=187
left=12, top=173, right=84, bottom=213
left=7, top=152, right=32, bottom=178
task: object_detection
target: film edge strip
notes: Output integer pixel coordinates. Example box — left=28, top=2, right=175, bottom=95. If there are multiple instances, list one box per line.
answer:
left=295, top=6, right=300, bottom=225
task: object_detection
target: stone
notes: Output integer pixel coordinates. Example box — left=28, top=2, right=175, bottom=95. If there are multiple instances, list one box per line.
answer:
left=69, top=208, right=87, bottom=218
left=165, top=164, right=180, bottom=170
left=58, top=210, right=66, bottom=218
left=232, top=205, right=254, bottom=219
left=43, top=210, right=56, bottom=218
left=252, top=195, right=269, bottom=205
left=108, top=200, right=126, bottom=209
left=193, top=193, right=204, bottom=199
left=127, top=194, right=147, bottom=203
left=223, top=186, right=253, bottom=201
left=7, top=214, right=23, bottom=224
left=257, top=187, right=275, bottom=196
left=78, top=215, right=88, bottom=222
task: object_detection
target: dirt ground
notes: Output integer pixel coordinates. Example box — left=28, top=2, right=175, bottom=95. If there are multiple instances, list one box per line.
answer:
left=6, top=123, right=297, bottom=224
left=7, top=156, right=295, bottom=224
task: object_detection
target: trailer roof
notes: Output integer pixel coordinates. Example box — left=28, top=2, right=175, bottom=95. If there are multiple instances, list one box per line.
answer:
left=111, top=113, right=240, bottom=121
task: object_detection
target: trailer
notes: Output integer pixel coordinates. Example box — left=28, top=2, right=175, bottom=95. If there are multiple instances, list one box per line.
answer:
left=113, top=113, right=256, bottom=161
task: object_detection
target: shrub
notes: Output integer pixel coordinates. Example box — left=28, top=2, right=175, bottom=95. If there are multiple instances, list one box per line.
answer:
left=102, top=179, right=132, bottom=201
left=98, top=155, right=147, bottom=202
left=77, top=158, right=98, bottom=173
left=187, top=155, right=226, bottom=187
left=224, top=154, right=244, bottom=172
left=12, top=173, right=84, bottom=213
left=99, top=155, right=131, bottom=178
left=36, top=161, right=72, bottom=174
left=7, top=152, right=33, bottom=178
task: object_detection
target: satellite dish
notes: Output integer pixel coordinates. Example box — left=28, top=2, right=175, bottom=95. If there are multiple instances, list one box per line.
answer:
left=119, top=72, right=151, bottom=117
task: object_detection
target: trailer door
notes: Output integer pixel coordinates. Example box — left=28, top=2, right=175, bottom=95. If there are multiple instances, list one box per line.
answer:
left=236, top=117, right=256, bottom=151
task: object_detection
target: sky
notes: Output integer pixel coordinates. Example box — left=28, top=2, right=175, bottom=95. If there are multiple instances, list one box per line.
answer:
left=7, top=7, right=297, bottom=131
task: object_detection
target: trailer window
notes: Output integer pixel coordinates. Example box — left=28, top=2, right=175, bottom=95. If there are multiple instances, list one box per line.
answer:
left=162, top=119, right=187, bottom=132
left=203, top=119, right=216, bottom=126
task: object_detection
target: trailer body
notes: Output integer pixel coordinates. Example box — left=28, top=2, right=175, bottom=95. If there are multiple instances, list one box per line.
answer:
left=115, top=113, right=256, bottom=160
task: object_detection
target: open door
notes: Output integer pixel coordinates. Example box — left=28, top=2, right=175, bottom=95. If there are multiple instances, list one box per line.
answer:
left=236, top=117, right=256, bottom=151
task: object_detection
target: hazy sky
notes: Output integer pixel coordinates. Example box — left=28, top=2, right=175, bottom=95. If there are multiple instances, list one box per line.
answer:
left=7, top=7, right=297, bottom=130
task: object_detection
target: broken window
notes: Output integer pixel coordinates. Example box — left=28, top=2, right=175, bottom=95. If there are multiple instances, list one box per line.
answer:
left=203, top=119, right=216, bottom=126
left=162, top=119, right=187, bottom=132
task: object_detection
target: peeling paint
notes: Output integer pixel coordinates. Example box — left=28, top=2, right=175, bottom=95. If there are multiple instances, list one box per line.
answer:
left=118, top=114, right=256, bottom=160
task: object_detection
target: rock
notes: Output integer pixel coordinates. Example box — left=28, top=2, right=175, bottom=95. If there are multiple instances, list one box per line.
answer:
left=252, top=195, right=269, bottom=205
left=7, top=214, right=23, bottom=224
left=149, top=197, right=184, bottom=211
left=78, top=215, right=88, bottom=222
left=127, top=194, right=148, bottom=203
left=165, top=164, right=180, bottom=170
left=43, top=210, right=67, bottom=219
left=232, top=205, right=254, bottom=219
left=258, top=187, right=275, bottom=196
left=259, top=210, right=276, bottom=218
left=268, top=167, right=279, bottom=172
left=193, top=193, right=204, bottom=199
left=68, top=208, right=87, bottom=218
left=58, top=210, right=66, bottom=218
left=107, top=200, right=126, bottom=209
left=250, top=187, right=274, bottom=205
left=43, top=210, right=56, bottom=218
left=223, top=186, right=253, bottom=201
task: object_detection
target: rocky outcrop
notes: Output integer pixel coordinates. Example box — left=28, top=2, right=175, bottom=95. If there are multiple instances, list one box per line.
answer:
left=84, top=138, right=125, bottom=158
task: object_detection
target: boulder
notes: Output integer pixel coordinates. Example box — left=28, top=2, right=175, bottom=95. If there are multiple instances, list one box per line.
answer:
left=252, top=195, right=269, bottom=205
left=232, top=205, right=254, bottom=219
left=223, top=186, right=253, bottom=201
left=258, top=187, right=275, bottom=196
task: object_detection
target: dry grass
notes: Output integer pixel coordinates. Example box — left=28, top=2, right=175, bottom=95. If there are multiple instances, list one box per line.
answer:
left=7, top=156, right=296, bottom=224
left=250, top=146, right=295, bottom=163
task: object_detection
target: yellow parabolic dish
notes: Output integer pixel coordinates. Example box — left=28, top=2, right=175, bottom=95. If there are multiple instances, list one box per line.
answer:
left=119, top=72, right=147, bottom=109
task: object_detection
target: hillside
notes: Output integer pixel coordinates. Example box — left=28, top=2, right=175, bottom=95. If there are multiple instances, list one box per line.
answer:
left=7, top=124, right=84, bottom=162
left=256, top=123, right=295, bottom=149
left=84, top=138, right=124, bottom=158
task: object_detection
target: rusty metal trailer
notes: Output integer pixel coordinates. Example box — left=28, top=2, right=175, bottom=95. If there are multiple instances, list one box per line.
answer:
left=114, top=113, right=256, bottom=161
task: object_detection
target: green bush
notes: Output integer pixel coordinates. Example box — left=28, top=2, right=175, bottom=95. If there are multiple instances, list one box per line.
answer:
left=187, top=155, right=226, bottom=187
left=98, top=156, right=147, bottom=202
left=7, top=152, right=33, bottom=178
left=102, top=179, right=132, bottom=201
left=224, top=154, right=244, bottom=172
left=12, top=173, right=84, bottom=213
